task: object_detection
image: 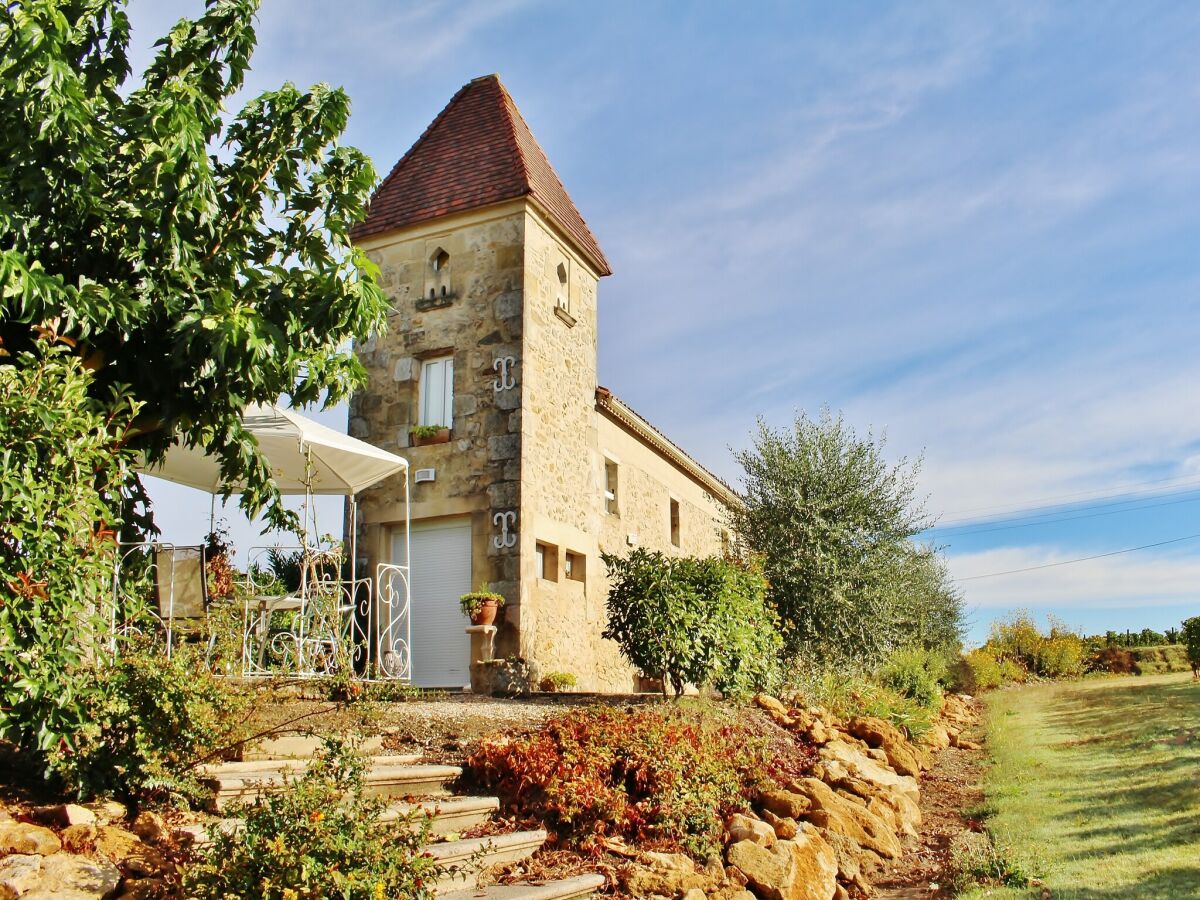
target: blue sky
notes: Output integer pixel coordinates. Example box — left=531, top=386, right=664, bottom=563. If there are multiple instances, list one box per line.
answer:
left=131, top=1, right=1200, bottom=645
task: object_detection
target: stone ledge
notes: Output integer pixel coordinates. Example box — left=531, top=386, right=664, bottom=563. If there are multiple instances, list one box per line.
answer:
left=415, top=293, right=456, bottom=311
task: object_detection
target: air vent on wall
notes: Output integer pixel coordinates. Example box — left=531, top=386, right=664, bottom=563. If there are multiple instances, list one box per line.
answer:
left=414, top=468, right=436, bottom=484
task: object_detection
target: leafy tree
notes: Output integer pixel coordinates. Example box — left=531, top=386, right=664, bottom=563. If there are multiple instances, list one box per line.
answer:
left=1, top=0, right=386, bottom=791
left=601, top=550, right=782, bottom=698
left=1182, top=616, right=1200, bottom=680
left=0, top=0, right=387, bottom=529
left=731, top=408, right=943, bottom=664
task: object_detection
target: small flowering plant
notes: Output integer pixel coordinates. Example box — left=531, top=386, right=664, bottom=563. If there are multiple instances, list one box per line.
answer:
left=186, top=741, right=442, bottom=899
left=459, top=583, right=506, bottom=619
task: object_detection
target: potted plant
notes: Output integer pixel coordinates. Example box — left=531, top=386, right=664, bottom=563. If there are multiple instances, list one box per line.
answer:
left=460, top=583, right=505, bottom=626
left=411, top=424, right=451, bottom=446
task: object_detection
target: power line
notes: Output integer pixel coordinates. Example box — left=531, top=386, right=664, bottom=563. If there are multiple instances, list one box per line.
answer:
left=954, top=532, right=1200, bottom=582
left=938, top=473, right=1200, bottom=521
left=931, top=489, right=1200, bottom=536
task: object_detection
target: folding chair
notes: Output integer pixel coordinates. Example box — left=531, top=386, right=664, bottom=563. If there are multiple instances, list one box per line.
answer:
left=154, top=545, right=214, bottom=660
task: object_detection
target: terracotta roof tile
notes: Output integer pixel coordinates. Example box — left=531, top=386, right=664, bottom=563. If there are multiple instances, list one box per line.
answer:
left=353, top=75, right=611, bottom=276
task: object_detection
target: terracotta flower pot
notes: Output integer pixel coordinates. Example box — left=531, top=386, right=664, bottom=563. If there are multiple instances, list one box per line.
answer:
left=412, top=427, right=451, bottom=446
left=471, top=599, right=500, bottom=627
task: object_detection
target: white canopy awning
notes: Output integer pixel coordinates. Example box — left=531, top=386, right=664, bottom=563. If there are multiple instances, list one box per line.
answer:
left=141, top=404, right=408, bottom=496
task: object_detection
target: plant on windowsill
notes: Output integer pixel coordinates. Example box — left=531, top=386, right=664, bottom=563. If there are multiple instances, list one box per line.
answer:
left=460, top=583, right=506, bottom=626
left=411, top=424, right=451, bottom=446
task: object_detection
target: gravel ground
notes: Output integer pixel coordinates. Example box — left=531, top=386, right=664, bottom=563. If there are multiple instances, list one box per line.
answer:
left=378, top=693, right=652, bottom=763
left=873, top=712, right=987, bottom=898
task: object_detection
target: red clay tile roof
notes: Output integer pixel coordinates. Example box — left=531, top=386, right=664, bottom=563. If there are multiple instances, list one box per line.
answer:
left=352, top=74, right=611, bottom=277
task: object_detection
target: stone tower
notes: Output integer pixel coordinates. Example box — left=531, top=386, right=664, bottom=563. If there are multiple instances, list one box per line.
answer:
left=348, top=74, right=613, bottom=687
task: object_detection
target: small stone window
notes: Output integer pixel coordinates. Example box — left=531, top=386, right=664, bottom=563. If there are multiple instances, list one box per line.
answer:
left=426, top=247, right=451, bottom=300
left=565, top=551, right=586, bottom=584
left=552, top=256, right=575, bottom=326
left=536, top=541, right=559, bottom=581
left=669, top=498, right=680, bottom=547
left=555, top=262, right=569, bottom=313
left=604, top=459, right=619, bottom=516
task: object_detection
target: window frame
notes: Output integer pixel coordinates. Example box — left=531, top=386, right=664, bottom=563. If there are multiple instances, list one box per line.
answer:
left=536, top=541, right=559, bottom=582
left=604, top=458, right=619, bottom=516
left=418, top=354, right=455, bottom=429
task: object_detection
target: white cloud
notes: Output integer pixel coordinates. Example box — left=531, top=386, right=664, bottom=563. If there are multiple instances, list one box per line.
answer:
left=947, top=543, right=1200, bottom=611
left=253, top=0, right=537, bottom=78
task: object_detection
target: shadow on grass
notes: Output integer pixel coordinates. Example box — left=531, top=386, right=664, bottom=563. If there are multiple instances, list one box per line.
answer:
left=1061, top=864, right=1200, bottom=900
left=984, top=675, right=1200, bottom=896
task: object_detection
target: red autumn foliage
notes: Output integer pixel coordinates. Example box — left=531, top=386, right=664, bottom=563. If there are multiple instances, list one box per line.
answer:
left=464, top=703, right=816, bottom=859
left=1089, top=646, right=1139, bottom=674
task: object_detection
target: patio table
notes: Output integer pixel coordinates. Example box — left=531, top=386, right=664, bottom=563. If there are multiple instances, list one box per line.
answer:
left=246, top=594, right=304, bottom=670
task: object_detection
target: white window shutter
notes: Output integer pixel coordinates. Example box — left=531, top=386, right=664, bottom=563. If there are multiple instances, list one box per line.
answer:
left=419, top=356, right=455, bottom=428
left=442, top=357, right=454, bottom=428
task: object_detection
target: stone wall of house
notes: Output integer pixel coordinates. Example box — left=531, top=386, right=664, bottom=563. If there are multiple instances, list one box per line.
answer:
left=515, top=209, right=620, bottom=688
left=349, top=203, right=527, bottom=657
left=350, top=201, right=737, bottom=692
left=515, top=210, right=736, bottom=692
left=595, top=414, right=732, bottom=562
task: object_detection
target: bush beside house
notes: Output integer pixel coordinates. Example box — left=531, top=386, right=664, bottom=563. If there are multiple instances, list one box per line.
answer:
left=602, top=550, right=782, bottom=698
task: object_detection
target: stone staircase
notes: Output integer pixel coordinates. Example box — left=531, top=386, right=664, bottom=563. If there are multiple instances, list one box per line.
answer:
left=197, top=751, right=603, bottom=899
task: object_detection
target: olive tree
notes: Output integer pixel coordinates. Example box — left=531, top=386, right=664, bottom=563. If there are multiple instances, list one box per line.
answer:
left=731, top=408, right=948, bottom=664
left=0, top=0, right=388, bottom=529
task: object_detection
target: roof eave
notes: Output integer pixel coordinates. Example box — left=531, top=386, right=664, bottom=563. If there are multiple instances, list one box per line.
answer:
left=525, top=197, right=612, bottom=278
left=595, top=387, right=742, bottom=509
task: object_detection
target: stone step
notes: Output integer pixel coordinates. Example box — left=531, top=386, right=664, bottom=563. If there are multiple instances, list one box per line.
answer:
left=205, top=753, right=422, bottom=777
left=438, top=873, right=605, bottom=899
left=427, top=830, right=548, bottom=893
left=241, top=733, right=386, bottom=760
left=179, top=796, right=500, bottom=847
left=385, top=795, right=500, bottom=836
left=201, top=758, right=460, bottom=811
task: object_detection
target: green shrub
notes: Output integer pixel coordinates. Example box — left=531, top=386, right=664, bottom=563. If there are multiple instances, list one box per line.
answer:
left=784, top=664, right=936, bottom=737
left=731, top=410, right=963, bottom=665
left=984, top=613, right=1087, bottom=679
left=602, top=550, right=782, bottom=698
left=998, top=657, right=1027, bottom=683
left=1180, top=617, right=1200, bottom=677
left=538, top=672, right=578, bottom=692
left=0, top=349, right=140, bottom=772
left=1036, top=632, right=1086, bottom=679
left=876, top=647, right=946, bottom=710
left=187, top=743, right=441, bottom=899
left=465, top=703, right=807, bottom=859
left=945, top=830, right=1033, bottom=892
left=50, top=643, right=258, bottom=803
left=987, top=610, right=1044, bottom=672
left=1129, top=644, right=1191, bottom=675
left=952, top=649, right=1003, bottom=692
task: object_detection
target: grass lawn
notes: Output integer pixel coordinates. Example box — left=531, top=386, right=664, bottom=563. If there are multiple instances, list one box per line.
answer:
left=964, top=672, right=1200, bottom=899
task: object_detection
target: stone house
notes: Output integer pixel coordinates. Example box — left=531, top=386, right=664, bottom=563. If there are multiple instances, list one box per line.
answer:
left=349, top=74, right=739, bottom=691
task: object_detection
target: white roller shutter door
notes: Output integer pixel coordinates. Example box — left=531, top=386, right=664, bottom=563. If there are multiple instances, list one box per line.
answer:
left=393, top=519, right=472, bottom=687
